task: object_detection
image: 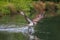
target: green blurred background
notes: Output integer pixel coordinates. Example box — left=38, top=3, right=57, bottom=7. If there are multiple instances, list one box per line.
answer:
left=0, top=0, right=60, bottom=40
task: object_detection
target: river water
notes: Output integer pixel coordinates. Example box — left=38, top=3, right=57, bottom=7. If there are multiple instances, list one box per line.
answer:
left=0, top=24, right=34, bottom=34
left=0, top=24, right=35, bottom=40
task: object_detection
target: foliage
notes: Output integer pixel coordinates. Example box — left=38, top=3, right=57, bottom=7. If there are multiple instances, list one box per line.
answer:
left=45, top=0, right=60, bottom=2
left=32, top=0, right=60, bottom=2
left=0, top=0, right=33, bottom=24
left=0, top=0, right=33, bottom=15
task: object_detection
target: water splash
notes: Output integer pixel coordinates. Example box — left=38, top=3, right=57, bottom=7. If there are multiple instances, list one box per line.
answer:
left=0, top=24, right=34, bottom=34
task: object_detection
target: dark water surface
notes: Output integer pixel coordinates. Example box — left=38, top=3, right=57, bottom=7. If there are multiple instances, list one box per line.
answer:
left=0, top=24, right=28, bottom=40
left=0, top=32, right=27, bottom=40
left=0, top=24, right=34, bottom=40
left=35, top=15, right=60, bottom=40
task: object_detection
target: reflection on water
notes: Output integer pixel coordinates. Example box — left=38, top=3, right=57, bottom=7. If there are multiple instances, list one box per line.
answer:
left=35, top=16, right=60, bottom=40
left=0, top=24, right=34, bottom=34
left=0, top=32, right=27, bottom=40
left=0, top=24, right=34, bottom=40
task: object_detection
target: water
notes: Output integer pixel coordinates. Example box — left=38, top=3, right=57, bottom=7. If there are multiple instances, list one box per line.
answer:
left=35, top=16, right=60, bottom=40
left=0, top=24, right=35, bottom=40
left=0, top=24, right=34, bottom=34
